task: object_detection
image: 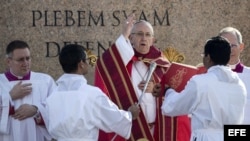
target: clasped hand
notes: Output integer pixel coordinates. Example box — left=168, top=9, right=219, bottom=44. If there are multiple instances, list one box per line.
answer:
left=9, top=81, right=32, bottom=100
left=9, top=81, right=35, bottom=120
left=128, top=104, right=140, bottom=120
left=12, top=104, right=37, bottom=120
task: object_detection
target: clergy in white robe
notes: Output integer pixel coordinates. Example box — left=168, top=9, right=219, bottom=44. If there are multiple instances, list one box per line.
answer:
left=227, top=60, right=250, bottom=125
left=0, top=40, right=56, bottom=141
left=161, top=36, right=247, bottom=141
left=219, top=26, right=250, bottom=124
left=0, top=72, right=56, bottom=141
left=236, top=68, right=250, bottom=124
left=44, top=44, right=139, bottom=141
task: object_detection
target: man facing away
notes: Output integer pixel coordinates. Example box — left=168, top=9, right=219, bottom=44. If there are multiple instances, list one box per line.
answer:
left=44, top=44, right=140, bottom=141
left=0, top=40, right=56, bottom=141
left=161, top=36, right=246, bottom=141
left=94, top=14, right=191, bottom=141
left=219, top=27, right=250, bottom=124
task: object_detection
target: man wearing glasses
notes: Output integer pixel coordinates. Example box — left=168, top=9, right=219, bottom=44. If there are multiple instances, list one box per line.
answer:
left=219, top=27, right=250, bottom=124
left=0, top=40, right=56, bottom=141
left=94, top=14, right=191, bottom=141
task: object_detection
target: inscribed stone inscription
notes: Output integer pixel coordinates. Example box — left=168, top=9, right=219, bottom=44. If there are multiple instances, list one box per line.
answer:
left=0, top=0, right=249, bottom=84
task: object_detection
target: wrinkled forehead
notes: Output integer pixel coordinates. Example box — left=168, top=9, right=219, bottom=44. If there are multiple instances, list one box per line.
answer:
left=220, top=33, right=238, bottom=44
left=132, top=21, right=154, bottom=34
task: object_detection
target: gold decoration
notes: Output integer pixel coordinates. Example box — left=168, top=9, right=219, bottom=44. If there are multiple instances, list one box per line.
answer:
left=169, top=67, right=187, bottom=89
left=85, top=49, right=97, bottom=67
left=162, top=47, right=185, bottom=63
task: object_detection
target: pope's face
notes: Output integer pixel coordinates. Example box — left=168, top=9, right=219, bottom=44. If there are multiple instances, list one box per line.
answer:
left=130, top=22, right=155, bottom=54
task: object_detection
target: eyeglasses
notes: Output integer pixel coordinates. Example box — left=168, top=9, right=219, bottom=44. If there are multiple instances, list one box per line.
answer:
left=131, top=32, right=154, bottom=38
left=8, top=56, right=31, bottom=63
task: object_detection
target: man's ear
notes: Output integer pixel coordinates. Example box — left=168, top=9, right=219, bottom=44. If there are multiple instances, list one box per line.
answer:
left=128, top=34, right=132, bottom=39
left=153, top=37, right=157, bottom=44
left=78, top=60, right=84, bottom=69
left=5, top=57, right=10, bottom=66
left=203, top=54, right=209, bottom=62
left=239, top=43, right=245, bottom=52
left=206, top=54, right=213, bottom=63
left=129, top=35, right=134, bottom=46
left=129, top=34, right=133, bottom=41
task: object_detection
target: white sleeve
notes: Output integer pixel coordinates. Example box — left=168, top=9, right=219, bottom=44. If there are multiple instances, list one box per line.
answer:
left=93, top=93, right=132, bottom=139
left=115, top=35, right=134, bottom=66
left=161, top=78, right=199, bottom=117
left=0, top=89, right=11, bottom=134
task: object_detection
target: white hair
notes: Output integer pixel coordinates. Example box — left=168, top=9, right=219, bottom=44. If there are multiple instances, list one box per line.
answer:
left=131, top=20, right=154, bottom=35
left=219, top=27, right=243, bottom=44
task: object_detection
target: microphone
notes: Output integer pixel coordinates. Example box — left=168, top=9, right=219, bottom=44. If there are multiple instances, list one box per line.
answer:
left=137, top=62, right=157, bottom=105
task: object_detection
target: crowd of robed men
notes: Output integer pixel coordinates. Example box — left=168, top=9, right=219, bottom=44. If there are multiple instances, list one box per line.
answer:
left=0, top=14, right=249, bottom=141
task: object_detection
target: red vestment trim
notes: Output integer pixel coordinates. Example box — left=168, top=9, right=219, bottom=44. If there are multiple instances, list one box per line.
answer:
left=96, top=45, right=153, bottom=141
left=9, top=103, right=15, bottom=115
left=34, top=113, right=45, bottom=126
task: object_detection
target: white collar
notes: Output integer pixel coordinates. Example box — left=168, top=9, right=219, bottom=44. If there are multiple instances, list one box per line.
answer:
left=228, top=60, right=240, bottom=70
left=10, top=69, right=24, bottom=79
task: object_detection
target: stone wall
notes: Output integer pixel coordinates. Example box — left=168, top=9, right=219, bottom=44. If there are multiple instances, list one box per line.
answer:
left=0, top=0, right=249, bottom=84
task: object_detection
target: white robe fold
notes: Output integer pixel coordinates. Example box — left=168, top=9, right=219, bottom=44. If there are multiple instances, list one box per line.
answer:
left=237, top=69, right=250, bottom=124
left=44, top=74, right=133, bottom=141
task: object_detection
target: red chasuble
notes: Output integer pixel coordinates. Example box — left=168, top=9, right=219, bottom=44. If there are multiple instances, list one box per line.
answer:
left=94, top=44, right=190, bottom=141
